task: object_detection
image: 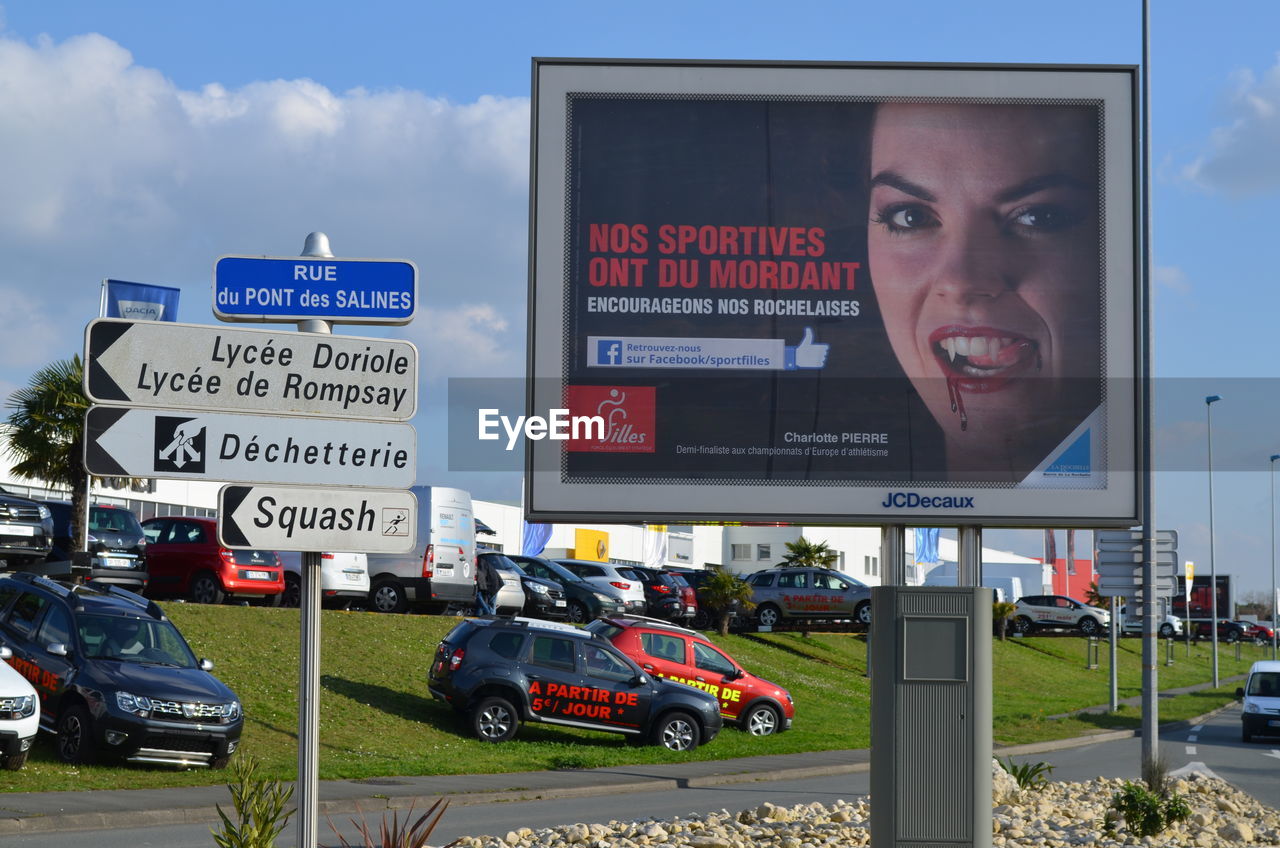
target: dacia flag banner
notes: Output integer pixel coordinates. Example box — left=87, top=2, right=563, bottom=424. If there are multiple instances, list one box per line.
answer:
left=103, top=279, right=181, bottom=322
left=526, top=60, right=1140, bottom=526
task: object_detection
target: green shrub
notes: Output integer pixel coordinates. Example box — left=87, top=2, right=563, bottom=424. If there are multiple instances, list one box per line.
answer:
left=211, top=756, right=296, bottom=848
left=999, top=756, right=1054, bottom=790
left=1103, top=781, right=1191, bottom=838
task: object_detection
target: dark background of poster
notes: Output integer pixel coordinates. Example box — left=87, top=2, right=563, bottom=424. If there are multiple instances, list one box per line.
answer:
left=563, top=96, right=943, bottom=482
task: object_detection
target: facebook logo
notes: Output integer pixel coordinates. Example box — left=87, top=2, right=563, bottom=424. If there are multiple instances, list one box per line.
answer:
left=596, top=339, right=623, bottom=366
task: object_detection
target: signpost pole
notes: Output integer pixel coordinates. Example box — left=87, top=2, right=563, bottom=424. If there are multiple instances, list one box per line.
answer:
left=1140, top=0, right=1159, bottom=780
left=1109, top=595, right=1119, bottom=710
left=296, top=232, right=333, bottom=848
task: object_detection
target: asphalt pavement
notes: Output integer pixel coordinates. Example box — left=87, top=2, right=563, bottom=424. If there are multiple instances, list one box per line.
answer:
left=0, top=678, right=1246, bottom=837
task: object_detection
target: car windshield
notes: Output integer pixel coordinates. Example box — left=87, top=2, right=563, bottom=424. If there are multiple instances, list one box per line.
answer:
left=76, top=613, right=199, bottom=667
left=89, top=507, right=143, bottom=536
left=536, top=560, right=582, bottom=582
left=1247, top=672, right=1280, bottom=697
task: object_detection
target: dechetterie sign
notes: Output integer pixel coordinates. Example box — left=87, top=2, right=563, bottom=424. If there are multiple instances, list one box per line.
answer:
left=84, top=319, right=417, bottom=421
left=525, top=60, right=1140, bottom=527
left=213, top=255, right=417, bottom=325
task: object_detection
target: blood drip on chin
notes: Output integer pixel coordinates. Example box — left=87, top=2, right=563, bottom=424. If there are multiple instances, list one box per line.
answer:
left=946, top=376, right=969, bottom=432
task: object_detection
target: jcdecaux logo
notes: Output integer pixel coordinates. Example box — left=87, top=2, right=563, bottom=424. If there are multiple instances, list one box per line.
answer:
left=880, top=492, right=975, bottom=509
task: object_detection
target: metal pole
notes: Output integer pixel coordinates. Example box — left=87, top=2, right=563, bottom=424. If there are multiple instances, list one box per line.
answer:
left=296, top=231, right=334, bottom=848
left=958, top=526, right=981, bottom=587
left=1139, top=0, right=1159, bottom=777
left=1271, top=455, right=1279, bottom=661
left=1109, top=596, right=1118, bottom=710
left=1206, top=395, right=1221, bottom=687
left=882, top=525, right=906, bottom=586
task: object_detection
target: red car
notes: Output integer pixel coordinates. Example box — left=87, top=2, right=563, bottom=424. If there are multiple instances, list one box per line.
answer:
left=585, top=615, right=794, bottom=736
left=140, top=517, right=285, bottom=604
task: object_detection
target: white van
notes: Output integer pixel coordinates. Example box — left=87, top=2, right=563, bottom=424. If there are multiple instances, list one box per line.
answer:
left=1238, top=660, right=1280, bottom=743
left=365, top=486, right=477, bottom=614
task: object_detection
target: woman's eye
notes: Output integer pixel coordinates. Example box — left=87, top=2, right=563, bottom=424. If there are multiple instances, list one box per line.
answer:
left=875, top=204, right=938, bottom=232
left=1008, top=204, right=1081, bottom=233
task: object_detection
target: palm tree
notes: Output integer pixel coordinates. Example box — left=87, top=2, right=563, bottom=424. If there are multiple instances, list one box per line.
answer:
left=782, top=537, right=838, bottom=569
left=4, top=356, right=90, bottom=551
left=699, top=565, right=756, bottom=636
left=993, top=601, right=1016, bottom=641
left=1084, top=582, right=1116, bottom=611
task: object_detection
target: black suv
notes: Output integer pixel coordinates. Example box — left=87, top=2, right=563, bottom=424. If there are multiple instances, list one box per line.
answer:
left=42, top=501, right=149, bottom=589
left=506, top=555, right=629, bottom=624
left=428, top=617, right=723, bottom=751
left=0, top=489, right=53, bottom=569
left=629, top=566, right=688, bottom=622
left=0, top=573, right=243, bottom=767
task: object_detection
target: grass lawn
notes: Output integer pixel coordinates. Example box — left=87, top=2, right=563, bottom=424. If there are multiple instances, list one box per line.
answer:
left=0, top=606, right=1260, bottom=793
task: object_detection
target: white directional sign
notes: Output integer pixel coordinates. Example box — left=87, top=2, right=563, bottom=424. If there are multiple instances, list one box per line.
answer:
left=84, top=319, right=417, bottom=421
left=85, top=406, right=416, bottom=488
left=218, top=484, right=416, bottom=553
left=1095, top=529, right=1179, bottom=600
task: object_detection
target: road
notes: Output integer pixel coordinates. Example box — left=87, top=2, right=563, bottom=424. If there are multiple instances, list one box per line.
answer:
left=4, top=706, right=1276, bottom=847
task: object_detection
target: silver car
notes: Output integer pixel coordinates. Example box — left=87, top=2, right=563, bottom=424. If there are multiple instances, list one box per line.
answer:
left=554, top=559, right=648, bottom=613
left=746, top=567, right=871, bottom=627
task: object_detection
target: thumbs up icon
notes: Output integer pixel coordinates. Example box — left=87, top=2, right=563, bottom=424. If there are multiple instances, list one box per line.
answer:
left=784, top=327, right=829, bottom=370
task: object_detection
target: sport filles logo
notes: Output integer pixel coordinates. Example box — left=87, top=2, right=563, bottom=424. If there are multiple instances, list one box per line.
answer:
left=564, top=386, right=655, bottom=454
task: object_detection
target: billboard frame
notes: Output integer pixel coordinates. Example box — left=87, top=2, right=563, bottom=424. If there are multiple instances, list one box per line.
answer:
left=526, top=58, right=1141, bottom=527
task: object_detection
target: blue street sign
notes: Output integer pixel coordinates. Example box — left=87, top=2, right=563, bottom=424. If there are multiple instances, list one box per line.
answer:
left=213, top=255, right=417, bottom=325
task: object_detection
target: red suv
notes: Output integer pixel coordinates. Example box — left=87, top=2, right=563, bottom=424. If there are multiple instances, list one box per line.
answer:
left=585, top=615, right=794, bottom=736
left=140, top=517, right=284, bottom=605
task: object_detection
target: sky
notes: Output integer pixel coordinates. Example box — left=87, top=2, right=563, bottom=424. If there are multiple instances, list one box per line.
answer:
left=1, top=1, right=1280, bottom=599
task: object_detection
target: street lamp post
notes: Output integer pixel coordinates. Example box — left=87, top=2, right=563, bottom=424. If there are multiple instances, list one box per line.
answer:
left=1270, top=454, right=1279, bottom=661
left=1206, top=395, right=1221, bottom=687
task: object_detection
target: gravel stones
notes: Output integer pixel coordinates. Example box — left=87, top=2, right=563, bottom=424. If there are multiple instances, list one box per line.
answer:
left=446, top=771, right=1278, bottom=848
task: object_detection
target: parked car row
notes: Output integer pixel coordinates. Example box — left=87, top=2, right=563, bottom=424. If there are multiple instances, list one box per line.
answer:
left=428, top=613, right=796, bottom=752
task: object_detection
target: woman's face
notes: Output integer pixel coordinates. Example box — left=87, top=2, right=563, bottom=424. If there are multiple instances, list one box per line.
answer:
left=867, top=103, right=1101, bottom=461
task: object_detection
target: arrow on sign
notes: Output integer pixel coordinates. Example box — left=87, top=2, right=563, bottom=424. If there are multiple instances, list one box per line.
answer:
left=85, top=406, right=416, bottom=488
left=218, top=484, right=416, bottom=554
left=84, top=318, right=418, bottom=421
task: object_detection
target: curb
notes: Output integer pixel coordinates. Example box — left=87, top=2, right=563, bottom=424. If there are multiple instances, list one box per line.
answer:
left=0, top=703, right=1240, bottom=836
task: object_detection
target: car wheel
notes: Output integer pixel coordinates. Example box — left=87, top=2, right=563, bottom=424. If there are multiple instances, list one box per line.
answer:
left=3, top=751, right=27, bottom=770
left=565, top=599, right=590, bottom=624
left=1242, top=725, right=1253, bottom=744
left=281, top=574, right=301, bottom=608
left=56, top=705, right=95, bottom=764
left=1159, top=623, right=1175, bottom=639
left=472, top=696, right=519, bottom=743
left=369, top=580, right=408, bottom=614
left=755, top=603, right=781, bottom=628
left=651, top=711, right=700, bottom=752
left=1224, top=629, right=1239, bottom=644
left=854, top=601, right=872, bottom=627
left=742, top=702, right=781, bottom=737
left=1013, top=616, right=1033, bottom=635
left=691, top=608, right=712, bottom=630
left=1078, top=617, right=1101, bottom=636
left=189, top=573, right=226, bottom=605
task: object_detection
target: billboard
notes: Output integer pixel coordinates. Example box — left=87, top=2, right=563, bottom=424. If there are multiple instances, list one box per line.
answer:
left=527, top=60, right=1139, bottom=526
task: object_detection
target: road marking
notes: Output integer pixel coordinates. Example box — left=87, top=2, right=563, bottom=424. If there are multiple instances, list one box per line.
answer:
left=1170, top=761, right=1221, bottom=780
left=1265, top=750, right=1280, bottom=761
left=1186, top=746, right=1197, bottom=755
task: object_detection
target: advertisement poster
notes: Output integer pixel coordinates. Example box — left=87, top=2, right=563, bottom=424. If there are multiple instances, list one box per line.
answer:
left=527, top=61, right=1139, bottom=525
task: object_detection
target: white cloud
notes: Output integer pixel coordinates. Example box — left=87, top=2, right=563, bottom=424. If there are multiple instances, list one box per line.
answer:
left=1184, top=54, right=1280, bottom=193
left=1154, top=265, right=1191, bottom=295
left=0, top=28, right=531, bottom=408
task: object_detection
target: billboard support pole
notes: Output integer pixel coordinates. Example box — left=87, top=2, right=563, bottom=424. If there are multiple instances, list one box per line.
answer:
left=958, top=526, right=981, bottom=587
left=296, top=232, right=334, bottom=848
left=882, top=525, right=905, bottom=585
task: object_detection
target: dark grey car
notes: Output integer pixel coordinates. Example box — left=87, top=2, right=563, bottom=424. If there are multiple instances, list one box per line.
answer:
left=745, top=567, right=871, bottom=627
